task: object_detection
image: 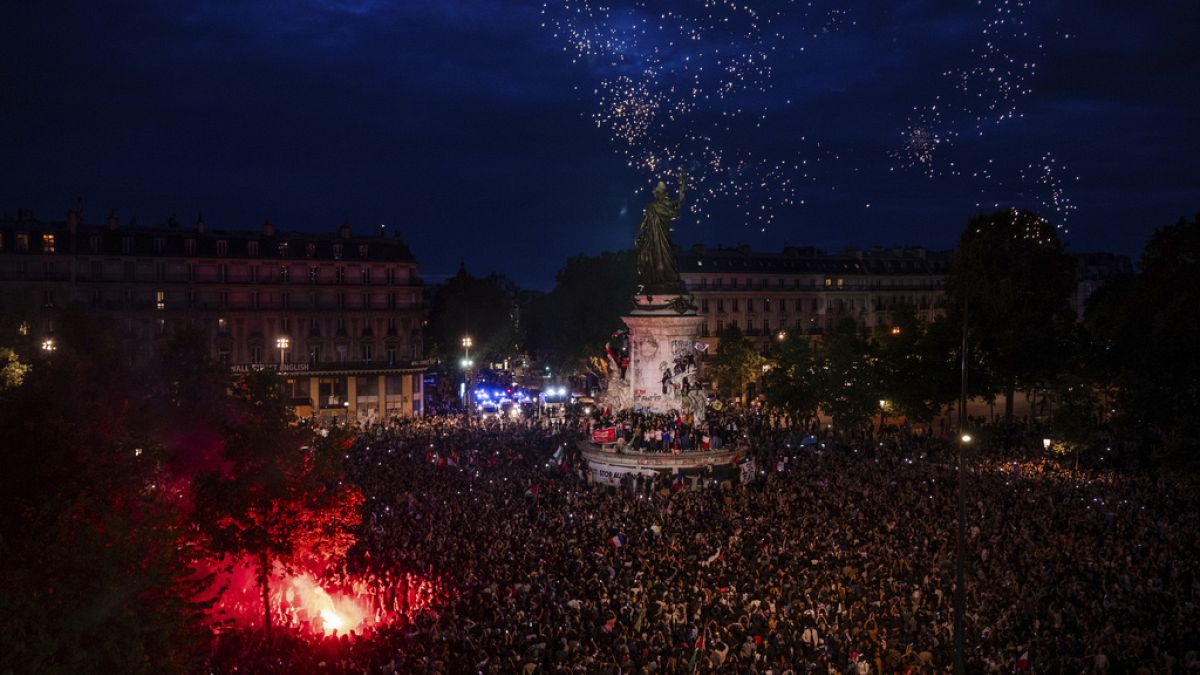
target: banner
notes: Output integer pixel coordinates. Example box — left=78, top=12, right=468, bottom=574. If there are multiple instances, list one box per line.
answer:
left=591, top=427, right=618, bottom=445
left=740, top=458, right=757, bottom=485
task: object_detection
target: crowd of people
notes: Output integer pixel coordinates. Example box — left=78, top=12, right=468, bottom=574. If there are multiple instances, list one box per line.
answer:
left=209, top=410, right=1200, bottom=673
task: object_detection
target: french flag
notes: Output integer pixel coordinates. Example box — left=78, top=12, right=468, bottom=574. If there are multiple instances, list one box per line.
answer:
left=671, top=474, right=685, bottom=492
left=608, top=533, right=626, bottom=549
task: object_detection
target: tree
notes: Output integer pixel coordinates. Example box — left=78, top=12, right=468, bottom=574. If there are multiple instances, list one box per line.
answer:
left=946, top=209, right=1076, bottom=420
left=874, top=305, right=958, bottom=426
left=1085, top=214, right=1200, bottom=462
left=192, top=371, right=363, bottom=633
left=426, top=264, right=520, bottom=364
left=761, top=330, right=820, bottom=425
left=814, top=317, right=881, bottom=431
left=524, top=249, right=638, bottom=372
left=707, top=324, right=766, bottom=399
left=0, top=309, right=209, bottom=673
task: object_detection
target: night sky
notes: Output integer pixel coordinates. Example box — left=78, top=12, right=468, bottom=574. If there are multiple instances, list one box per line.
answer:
left=2, top=1, right=1197, bottom=288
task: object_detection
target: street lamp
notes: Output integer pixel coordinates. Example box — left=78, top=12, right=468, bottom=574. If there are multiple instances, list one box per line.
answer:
left=776, top=330, right=787, bottom=341
left=461, top=336, right=475, bottom=416
left=276, top=336, right=290, bottom=366
left=40, top=338, right=56, bottom=352
left=1042, top=437, right=1051, bottom=453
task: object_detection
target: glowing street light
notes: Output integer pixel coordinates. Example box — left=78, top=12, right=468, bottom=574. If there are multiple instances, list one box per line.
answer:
left=776, top=330, right=787, bottom=341
left=1042, top=437, right=1052, bottom=452
left=276, top=336, right=290, bottom=366
left=961, top=433, right=973, bottom=444
left=40, top=338, right=56, bottom=352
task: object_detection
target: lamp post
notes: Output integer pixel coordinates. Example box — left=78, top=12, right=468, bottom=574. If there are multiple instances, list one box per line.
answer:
left=954, top=282, right=969, bottom=675
left=41, top=338, right=56, bottom=353
left=276, top=336, right=290, bottom=367
left=461, top=336, right=475, bottom=417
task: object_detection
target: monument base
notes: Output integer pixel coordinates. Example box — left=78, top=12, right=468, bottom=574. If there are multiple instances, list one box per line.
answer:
left=602, top=294, right=705, bottom=416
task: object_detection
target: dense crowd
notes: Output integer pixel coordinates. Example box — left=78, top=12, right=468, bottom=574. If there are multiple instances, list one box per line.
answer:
left=210, top=411, right=1200, bottom=673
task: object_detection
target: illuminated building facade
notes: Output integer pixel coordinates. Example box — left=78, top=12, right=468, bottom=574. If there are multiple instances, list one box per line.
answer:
left=676, top=244, right=951, bottom=351
left=0, top=209, right=427, bottom=421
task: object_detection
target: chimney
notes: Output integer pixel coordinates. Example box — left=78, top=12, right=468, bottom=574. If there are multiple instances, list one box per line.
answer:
left=195, top=212, right=205, bottom=233
left=106, top=209, right=119, bottom=230
left=262, top=219, right=276, bottom=237
left=338, top=220, right=352, bottom=239
left=67, top=209, right=81, bottom=234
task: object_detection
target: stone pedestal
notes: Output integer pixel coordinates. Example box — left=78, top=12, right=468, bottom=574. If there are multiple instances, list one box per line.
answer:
left=609, top=294, right=706, bottom=416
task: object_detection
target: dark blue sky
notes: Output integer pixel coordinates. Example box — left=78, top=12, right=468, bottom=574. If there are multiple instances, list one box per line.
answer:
left=2, top=1, right=1197, bottom=288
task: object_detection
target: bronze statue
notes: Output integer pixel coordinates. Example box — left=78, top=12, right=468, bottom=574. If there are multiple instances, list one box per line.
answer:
left=635, top=172, right=687, bottom=295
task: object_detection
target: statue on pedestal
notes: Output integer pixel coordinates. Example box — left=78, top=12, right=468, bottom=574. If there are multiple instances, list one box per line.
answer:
left=635, top=172, right=688, bottom=297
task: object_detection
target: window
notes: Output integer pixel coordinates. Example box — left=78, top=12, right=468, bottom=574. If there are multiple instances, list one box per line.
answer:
left=730, top=278, right=738, bottom=289
left=713, top=278, right=722, bottom=289
left=219, top=291, right=229, bottom=307
left=836, top=278, right=845, bottom=289
left=156, top=263, right=165, bottom=281
left=278, top=242, right=289, bottom=258
left=42, top=234, right=55, bottom=253
left=335, top=344, right=348, bottom=363
left=716, top=299, right=725, bottom=313
left=360, top=267, right=370, bottom=284
left=700, top=278, right=707, bottom=289
left=333, top=244, right=343, bottom=260
left=18, top=321, right=29, bottom=336
left=90, top=235, right=101, bottom=252
left=249, top=345, right=263, bottom=363
left=17, top=233, right=29, bottom=252
left=337, top=292, right=345, bottom=309
left=154, top=238, right=164, bottom=254
left=386, top=345, right=397, bottom=365
left=281, top=292, right=290, bottom=308
left=358, top=244, right=368, bottom=258
left=387, top=317, right=397, bottom=334
left=309, top=266, right=320, bottom=283
left=824, top=277, right=832, bottom=288
left=309, top=318, right=320, bottom=335
left=42, top=290, right=53, bottom=307
left=763, top=298, right=771, bottom=312
left=811, top=299, right=818, bottom=311
left=185, top=238, right=196, bottom=255
left=731, top=299, right=739, bottom=312
left=361, top=343, right=374, bottom=362
left=701, top=299, right=709, bottom=312
left=716, top=319, right=724, bottom=333
left=306, top=242, right=317, bottom=258
left=360, top=293, right=368, bottom=309
left=252, top=292, right=260, bottom=309
left=746, top=299, right=754, bottom=312
left=280, top=265, right=290, bottom=282
left=309, top=345, right=321, bottom=364
left=388, top=293, right=396, bottom=309
left=157, top=319, right=167, bottom=336
left=90, top=260, right=102, bottom=279
left=763, top=318, right=770, bottom=333
left=156, top=290, right=165, bottom=310
left=216, top=240, right=228, bottom=256
left=701, top=322, right=710, bottom=337
left=248, top=241, right=259, bottom=257
left=335, top=267, right=345, bottom=284
left=730, top=319, right=739, bottom=330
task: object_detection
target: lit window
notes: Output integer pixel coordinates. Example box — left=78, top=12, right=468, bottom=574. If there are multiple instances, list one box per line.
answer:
left=280, top=265, right=290, bottom=283
left=17, top=233, right=29, bottom=251
left=156, top=290, right=165, bottom=311
left=42, top=234, right=55, bottom=253
left=278, top=242, right=289, bottom=258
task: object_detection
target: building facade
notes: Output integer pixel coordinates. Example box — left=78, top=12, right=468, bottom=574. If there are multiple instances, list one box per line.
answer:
left=676, top=244, right=951, bottom=351
left=0, top=209, right=427, bottom=422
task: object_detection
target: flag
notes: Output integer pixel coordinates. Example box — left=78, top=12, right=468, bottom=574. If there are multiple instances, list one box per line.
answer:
left=671, top=474, right=685, bottom=492
left=525, top=484, right=540, bottom=498
left=608, top=533, right=626, bottom=549
left=688, top=629, right=706, bottom=672
left=1015, top=650, right=1029, bottom=672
